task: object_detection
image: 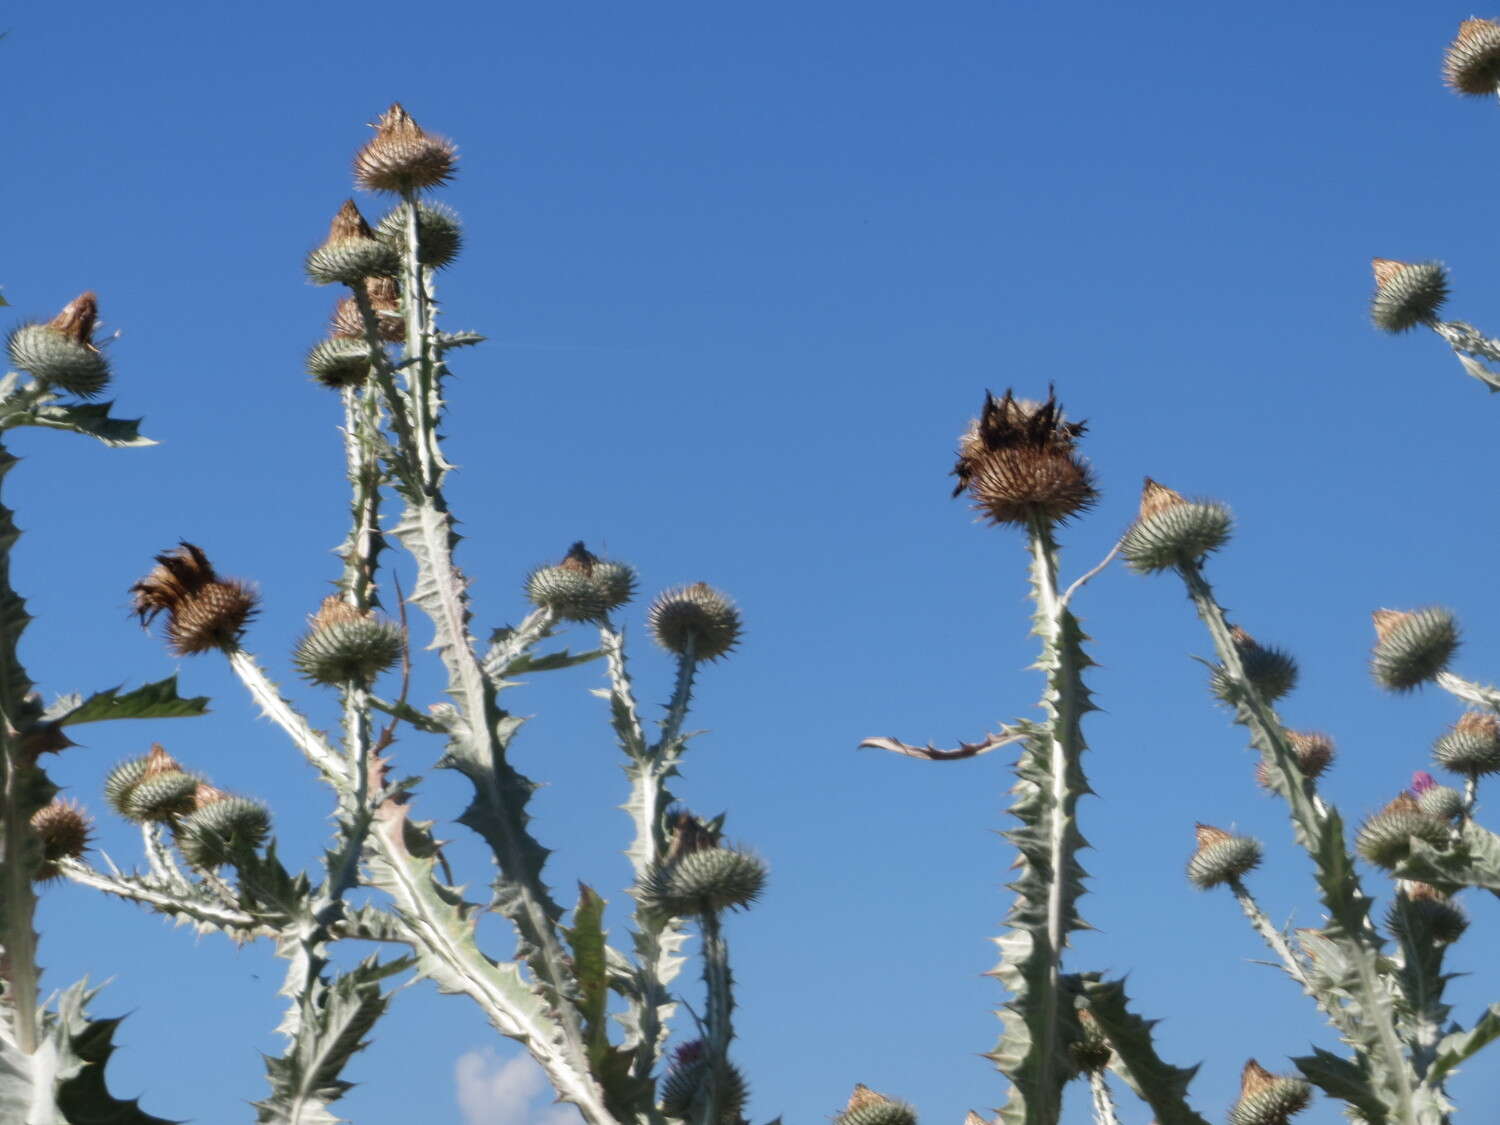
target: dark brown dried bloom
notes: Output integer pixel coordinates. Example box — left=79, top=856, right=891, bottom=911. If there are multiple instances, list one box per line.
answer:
left=309, top=594, right=369, bottom=631
left=326, top=199, right=376, bottom=244
left=131, top=543, right=257, bottom=655
left=664, top=809, right=721, bottom=863
left=331, top=277, right=404, bottom=341
left=48, top=292, right=99, bottom=344
left=1256, top=731, right=1334, bottom=787
left=951, top=388, right=1096, bottom=526
left=354, top=104, right=457, bottom=194
left=1138, top=478, right=1187, bottom=520
left=31, top=799, right=91, bottom=880
left=1444, top=19, right=1500, bottom=95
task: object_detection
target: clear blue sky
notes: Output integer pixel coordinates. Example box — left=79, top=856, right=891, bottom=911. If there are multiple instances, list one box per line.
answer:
left=7, top=2, right=1500, bottom=1122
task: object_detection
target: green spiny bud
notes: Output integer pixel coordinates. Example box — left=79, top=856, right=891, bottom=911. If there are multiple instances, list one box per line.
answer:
left=376, top=201, right=463, bottom=268
left=658, top=1041, right=748, bottom=1123
left=175, top=790, right=270, bottom=869
left=1212, top=627, right=1298, bottom=705
left=1120, top=479, right=1232, bottom=573
left=648, top=582, right=742, bottom=661
left=1355, top=794, right=1450, bottom=869
left=1369, top=259, right=1447, bottom=334
left=835, top=1085, right=919, bottom=1125
left=638, top=846, right=767, bottom=916
left=1228, top=1060, right=1311, bottom=1125
left=293, top=596, right=403, bottom=686
left=115, top=744, right=198, bottom=823
left=1387, top=883, right=1468, bottom=945
left=1186, top=823, right=1262, bottom=890
left=7, top=293, right=111, bottom=398
left=1444, top=20, right=1500, bottom=96
left=103, top=756, right=150, bottom=817
left=1371, top=607, right=1458, bottom=692
left=1417, top=784, right=1464, bottom=821
left=305, top=201, right=399, bottom=285
left=1434, top=712, right=1500, bottom=777
left=525, top=542, right=636, bottom=622
left=306, top=337, right=376, bottom=389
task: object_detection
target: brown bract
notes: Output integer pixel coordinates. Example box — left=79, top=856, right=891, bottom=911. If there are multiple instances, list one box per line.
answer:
left=1138, top=477, right=1187, bottom=520
left=48, top=292, right=99, bottom=345
left=951, top=388, right=1096, bottom=526
left=131, top=543, right=257, bottom=655
left=354, top=103, right=457, bottom=194
left=325, top=199, right=376, bottom=245
left=664, top=809, right=721, bottom=863
left=1240, top=1060, right=1278, bottom=1098
left=559, top=540, right=600, bottom=573
left=1193, top=822, right=1233, bottom=851
left=308, top=594, right=369, bottom=632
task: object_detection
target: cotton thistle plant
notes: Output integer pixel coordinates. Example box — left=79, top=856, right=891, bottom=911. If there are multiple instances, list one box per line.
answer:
left=52, top=103, right=771, bottom=1125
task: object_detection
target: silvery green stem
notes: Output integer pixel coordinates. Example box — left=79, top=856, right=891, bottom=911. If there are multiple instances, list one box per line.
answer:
left=483, top=607, right=559, bottom=680
left=1227, top=877, right=1355, bottom=1039
left=348, top=283, right=420, bottom=488
left=226, top=648, right=347, bottom=786
left=400, top=189, right=439, bottom=490
left=1176, top=561, right=1422, bottom=1123
left=59, top=859, right=270, bottom=937
left=698, top=909, right=735, bottom=1125
left=338, top=384, right=385, bottom=611
left=1086, top=1072, right=1121, bottom=1125
left=992, top=518, right=1093, bottom=1125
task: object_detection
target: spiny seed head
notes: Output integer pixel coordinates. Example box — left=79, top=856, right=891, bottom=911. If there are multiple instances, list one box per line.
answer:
left=305, top=201, right=400, bottom=286
left=524, top=543, right=637, bottom=621
left=1434, top=712, right=1500, bottom=777
left=306, top=337, right=376, bottom=389
left=1212, top=627, right=1299, bottom=705
left=131, top=543, right=258, bottom=655
left=658, top=1044, right=749, bottom=1123
left=1187, top=823, right=1262, bottom=889
left=1120, top=478, right=1232, bottom=573
left=332, top=277, right=404, bottom=342
left=648, top=582, right=742, bottom=661
left=376, top=201, right=463, bottom=268
left=1369, top=259, right=1448, bottom=334
left=1229, top=1060, right=1311, bottom=1125
left=293, top=597, right=403, bottom=686
left=1356, top=794, right=1450, bottom=869
left=6, top=292, right=111, bottom=398
left=951, top=388, right=1096, bottom=527
left=637, top=846, right=767, bottom=916
left=1370, top=607, right=1458, bottom=692
left=31, top=799, right=90, bottom=880
left=1388, top=882, right=1469, bottom=945
left=835, top=1086, right=919, bottom=1125
left=175, top=794, right=270, bottom=869
left=1444, top=19, right=1500, bottom=95
left=1256, top=731, right=1334, bottom=788
left=354, top=103, right=457, bottom=194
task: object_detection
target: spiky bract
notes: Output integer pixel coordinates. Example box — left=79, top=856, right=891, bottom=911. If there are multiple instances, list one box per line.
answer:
left=1369, top=259, right=1448, bottom=334
left=131, top=543, right=257, bottom=655
left=951, top=388, right=1096, bottom=526
left=1387, top=884, right=1468, bottom=945
left=294, top=599, right=402, bottom=685
left=1370, top=607, right=1458, bottom=692
left=1120, top=479, right=1232, bottom=573
left=1434, top=712, right=1500, bottom=777
left=354, top=104, right=457, bottom=194
left=7, top=291, right=111, bottom=398
left=637, top=846, right=766, bottom=916
left=1229, top=1061, right=1311, bottom=1125
left=376, top=201, right=463, bottom=268
left=103, top=757, right=150, bottom=817
left=1355, top=795, right=1450, bottom=869
left=524, top=543, right=636, bottom=622
left=1444, top=19, right=1500, bottom=95
left=1212, top=627, right=1298, bottom=704
left=31, top=800, right=90, bottom=880
left=1256, top=731, right=1334, bottom=788
left=658, top=1044, right=749, bottom=1123
left=307, top=337, right=376, bottom=389
left=647, top=582, right=741, bottom=660
left=306, top=201, right=399, bottom=285
left=175, top=795, right=270, bottom=869
left=1187, top=824, right=1262, bottom=890
left=123, top=772, right=200, bottom=823
left=835, top=1085, right=919, bottom=1125
left=1417, top=784, right=1464, bottom=821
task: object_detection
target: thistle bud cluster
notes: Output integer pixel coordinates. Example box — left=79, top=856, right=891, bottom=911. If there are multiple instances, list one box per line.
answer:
left=131, top=543, right=257, bottom=655
left=104, top=745, right=269, bottom=869
left=950, top=388, right=1096, bottom=527
left=524, top=542, right=636, bottom=622
left=6, top=292, right=111, bottom=399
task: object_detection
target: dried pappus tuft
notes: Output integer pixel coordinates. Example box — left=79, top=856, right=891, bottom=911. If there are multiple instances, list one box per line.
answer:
left=835, top=1085, right=919, bottom=1125
left=131, top=542, right=258, bottom=655
left=1444, top=19, right=1500, bottom=96
left=951, top=387, right=1096, bottom=527
left=354, top=103, right=457, bottom=194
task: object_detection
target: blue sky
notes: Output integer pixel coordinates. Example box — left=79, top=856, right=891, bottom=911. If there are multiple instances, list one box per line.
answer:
left=6, top=1, right=1500, bottom=1122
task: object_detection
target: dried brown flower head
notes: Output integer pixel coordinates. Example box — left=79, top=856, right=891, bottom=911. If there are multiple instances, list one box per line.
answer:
left=354, top=104, right=457, bottom=194
left=664, top=809, right=721, bottom=863
left=1137, top=477, right=1187, bottom=520
left=131, top=543, right=257, bottom=655
left=31, top=799, right=91, bottom=880
left=331, top=277, right=404, bottom=341
left=326, top=199, right=376, bottom=244
left=951, top=388, right=1096, bottom=527
left=48, top=292, right=99, bottom=345
left=308, top=594, right=369, bottom=632
left=1444, top=19, right=1500, bottom=95
left=1256, top=731, right=1334, bottom=787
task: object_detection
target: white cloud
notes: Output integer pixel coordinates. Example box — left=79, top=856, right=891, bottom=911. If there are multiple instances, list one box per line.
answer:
left=455, top=1047, right=582, bottom=1125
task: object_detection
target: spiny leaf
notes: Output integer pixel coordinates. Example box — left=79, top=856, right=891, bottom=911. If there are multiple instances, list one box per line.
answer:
left=1080, top=977, right=1209, bottom=1125
left=50, top=676, right=209, bottom=726
left=18, top=402, right=154, bottom=447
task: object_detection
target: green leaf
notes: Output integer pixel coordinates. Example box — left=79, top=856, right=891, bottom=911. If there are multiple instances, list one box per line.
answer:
left=564, top=884, right=610, bottom=1045
left=502, top=647, right=602, bottom=677
left=1081, top=977, right=1210, bottom=1125
left=1292, top=1047, right=1387, bottom=1122
left=1396, top=823, right=1500, bottom=896
left=1428, top=1003, right=1500, bottom=1085
left=18, top=401, right=154, bottom=447
left=51, top=676, right=210, bottom=727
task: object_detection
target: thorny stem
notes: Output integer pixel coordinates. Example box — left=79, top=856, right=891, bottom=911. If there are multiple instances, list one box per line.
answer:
left=1227, top=877, right=1355, bottom=1038
left=226, top=648, right=346, bottom=786
left=1087, top=1071, right=1122, bottom=1125
left=401, top=188, right=438, bottom=490
left=698, top=909, right=734, bottom=1125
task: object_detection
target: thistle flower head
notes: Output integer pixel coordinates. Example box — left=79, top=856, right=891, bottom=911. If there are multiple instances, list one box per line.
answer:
left=293, top=595, right=403, bottom=686
left=1229, top=1060, right=1311, bottom=1125
left=306, top=200, right=400, bottom=285
left=658, top=1040, right=748, bottom=1123
left=31, top=799, right=90, bottom=881
left=1355, top=793, right=1450, bottom=869
left=332, top=276, right=404, bottom=342
left=1434, top=711, right=1500, bottom=777
left=951, top=388, right=1096, bottom=527
left=637, top=843, right=767, bottom=916
left=1211, top=626, right=1299, bottom=704
left=1410, top=770, right=1437, bottom=796
left=117, top=743, right=200, bottom=823
left=1370, top=607, right=1458, bottom=692
left=835, top=1085, right=919, bottom=1125
left=1444, top=19, right=1500, bottom=96
left=354, top=103, right=457, bottom=194
left=376, top=201, right=463, bottom=268
left=524, top=542, right=637, bottom=622
left=131, top=542, right=257, bottom=655
left=6, top=291, right=111, bottom=398
left=647, top=582, right=741, bottom=660
left=1186, top=823, right=1262, bottom=889
left=1255, top=731, right=1334, bottom=788
left=175, top=792, right=271, bottom=869
left=1120, top=478, right=1232, bottom=573
left=1388, top=882, right=1469, bottom=945
left=1069, top=1008, right=1112, bottom=1075
left=1369, top=259, right=1448, bottom=334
